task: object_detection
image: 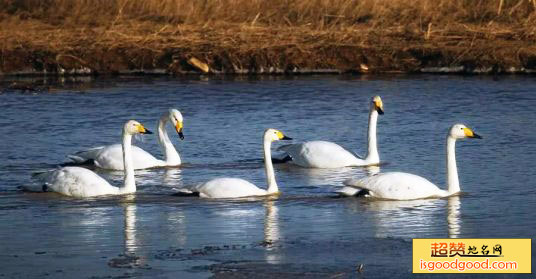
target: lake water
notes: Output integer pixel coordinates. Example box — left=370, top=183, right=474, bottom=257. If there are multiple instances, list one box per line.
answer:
left=0, top=75, right=535, bottom=278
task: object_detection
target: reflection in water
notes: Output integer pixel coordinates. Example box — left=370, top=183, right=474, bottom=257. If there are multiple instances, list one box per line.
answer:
left=367, top=198, right=441, bottom=238
left=344, top=198, right=442, bottom=238
left=120, top=196, right=150, bottom=268
left=124, top=203, right=138, bottom=254
left=162, top=168, right=183, bottom=188
left=447, top=196, right=461, bottom=238
left=121, top=196, right=139, bottom=255
left=345, top=196, right=462, bottom=239
left=263, top=199, right=282, bottom=264
left=364, top=166, right=380, bottom=176
left=165, top=208, right=188, bottom=246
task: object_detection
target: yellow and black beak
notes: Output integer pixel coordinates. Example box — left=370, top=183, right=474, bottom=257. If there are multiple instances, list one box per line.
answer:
left=464, top=127, right=482, bottom=139
left=277, top=131, right=293, bottom=141
left=138, top=125, right=153, bottom=134
left=176, top=121, right=184, bottom=140
left=374, top=99, right=384, bottom=115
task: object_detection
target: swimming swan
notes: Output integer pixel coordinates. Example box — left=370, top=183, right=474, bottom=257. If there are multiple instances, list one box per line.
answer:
left=343, top=124, right=482, bottom=200
left=27, top=120, right=152, bottom=198
left=187, top=129, right=292, bottom=198
left=68, top=109, right=184, bottom=170
left=278, top=96, right=384, bottom=168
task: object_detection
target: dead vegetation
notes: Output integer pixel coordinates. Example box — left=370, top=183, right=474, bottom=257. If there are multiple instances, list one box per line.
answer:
left=1, top=0, right=536, bottom=74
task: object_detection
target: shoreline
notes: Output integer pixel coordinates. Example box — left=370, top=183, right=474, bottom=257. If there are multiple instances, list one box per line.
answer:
left=2, top=1, right=536, bottom=77
left=2, top=23, right=536, bottom=77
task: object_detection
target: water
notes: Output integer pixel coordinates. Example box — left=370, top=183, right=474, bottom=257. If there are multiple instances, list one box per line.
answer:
left=1, top=75, right=535, bottom=278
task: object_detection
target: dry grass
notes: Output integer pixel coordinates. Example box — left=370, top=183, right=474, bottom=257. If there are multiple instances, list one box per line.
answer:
left=1, top=0, right=536, bottom=74
left=3, top=0, right=536, bottom=27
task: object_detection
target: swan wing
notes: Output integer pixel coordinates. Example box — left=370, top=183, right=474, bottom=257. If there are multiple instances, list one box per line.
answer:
left=92, top=144, right=165, bottom=170
left=31, top=167, right=117, bottom=197
left=344, top=172, right=445, bottom=200
left=279, top=141, right=363, bottom=168
left=193, top=178, right=267, bottom=198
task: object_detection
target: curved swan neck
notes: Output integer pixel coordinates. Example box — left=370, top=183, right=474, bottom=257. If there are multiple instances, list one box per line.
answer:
left=263, top=136, right=279, bottom=194
left=157, top=115, right=181, bottom=165
left=446, top=136, right=460, bottom=194
left=121, top=131, right=136, bottom=194
left=365, top=108, right=379, bottom=164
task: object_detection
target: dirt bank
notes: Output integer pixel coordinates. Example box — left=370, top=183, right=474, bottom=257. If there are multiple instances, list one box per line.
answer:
left=1, top=0, right=536, bottom=75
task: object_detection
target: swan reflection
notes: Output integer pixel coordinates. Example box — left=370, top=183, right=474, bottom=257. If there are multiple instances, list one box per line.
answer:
left=121, top=195, right=140, bottom=255
left=123, top=202, right=138, bottom=254
left=344, top=197, right=461, bottom=238
left=447, top=196, right=461, bottom=238
left=263, top=199, right=282, bottom=264
left=366, top=198, right=442, bottom=238
left=162, top=167, right=183, bottom=188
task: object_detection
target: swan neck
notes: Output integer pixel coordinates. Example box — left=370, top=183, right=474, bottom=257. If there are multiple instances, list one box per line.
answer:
left=446, top=136, right=460, bottom=194
left=263, top=137, right=278, bottom=194
left=158, top=115, right=181, bottom=165
left=121, top=131, right=136, bottom=193
left=365, top=108, right=379, bottom=164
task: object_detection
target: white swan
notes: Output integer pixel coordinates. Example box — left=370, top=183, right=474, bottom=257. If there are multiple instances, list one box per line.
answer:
left=186, top=129, right=292, bottom=198
left=343, top=124, right=482, bottom=200
left=27, top=120, right=152, bottom=198
left=68, top=109, right=184, bottom=170
left=277, top=96, right=384, bottom=168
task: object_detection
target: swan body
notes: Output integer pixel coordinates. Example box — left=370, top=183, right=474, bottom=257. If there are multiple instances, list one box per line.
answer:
left=278, top=141, right=363, bottom=168
left=28, top=120, right=152, bottom=198
left=34, top=167, right=127, bottom=197
left=68, top=109, right=184, bottom=170
left=279, top=96, right=383, bottom=168
left=192, top=178, right=271, bottom=198
left=73, top=144, right=166, bottom=170
left=343, top=124, right=482, bottom=200
left=344, top=172, right=447, bottom=200
left=189, top=129, right=292, bottom=199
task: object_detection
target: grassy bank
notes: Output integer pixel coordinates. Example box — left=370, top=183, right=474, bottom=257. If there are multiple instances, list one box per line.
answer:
left=1, top=0, right=536, bottom=75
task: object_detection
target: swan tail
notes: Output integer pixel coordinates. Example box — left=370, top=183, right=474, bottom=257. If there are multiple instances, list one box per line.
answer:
left=67, top=146, right=104, bottom=163
left=23, top=170, right=55, bottom=192
left=341, top=178, right=373, bottom=197
left=20, top=183, right=50, bottom=192
left=271, top=155, right=292, bottom=164
left=276, top=144, right=294, bottom=153
left=172, top=188, right=200, bottom=197
left=337, top=186, right=369, bottom=197
left=272, top=144, right=295, bottom=163
left=61, top=158, right=95, bottom=167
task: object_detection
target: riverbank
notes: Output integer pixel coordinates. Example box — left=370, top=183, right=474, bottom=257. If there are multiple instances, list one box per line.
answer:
left=1, top=0, right=536, bottom=75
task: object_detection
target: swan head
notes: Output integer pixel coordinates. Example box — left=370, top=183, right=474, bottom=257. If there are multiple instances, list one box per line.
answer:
left=449, top=124, right=482, bottom=139
left=265, top=128, right=293, bottom=142
left=371, top=96, right=384, bottom=115
left=124, top=120, right=152, bottom=135
left=168, top=108, right=184, bottom=140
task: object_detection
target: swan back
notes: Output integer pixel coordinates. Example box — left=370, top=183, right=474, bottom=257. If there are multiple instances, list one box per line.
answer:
left=38, top=167, right=118, bottom=197
left=93, top=144, right=165, bottom=170
left=344, top=172, right=447, bottom=200
left=281, top=141, right=363, bottom=168
left=195, top=178, right=268, bottom=198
